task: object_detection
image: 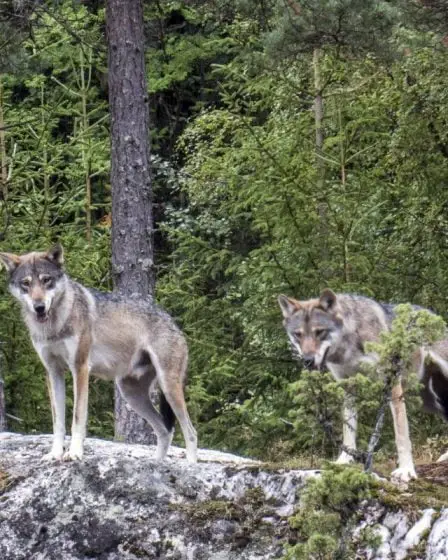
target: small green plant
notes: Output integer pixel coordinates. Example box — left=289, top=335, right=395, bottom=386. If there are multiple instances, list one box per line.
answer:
left=284, top=464, right=381, bottom=560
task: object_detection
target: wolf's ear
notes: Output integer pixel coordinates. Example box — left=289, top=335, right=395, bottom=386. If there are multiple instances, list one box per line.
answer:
left=46, top=243, right=64, bottom=267
left=319, top=289, right=337, bottom=311
left=278, top=295, right=301, bottom=318
left=0, top=252, right=21, bottom=274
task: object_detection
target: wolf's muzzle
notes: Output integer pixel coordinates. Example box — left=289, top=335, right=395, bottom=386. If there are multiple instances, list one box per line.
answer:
left=33, top=301, right=48, bottom=322
left=303, top=356, right=316, bottom=370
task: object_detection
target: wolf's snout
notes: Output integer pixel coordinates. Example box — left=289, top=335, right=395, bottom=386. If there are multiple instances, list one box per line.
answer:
left=302, top=356, right=315, bottom=369
left=33, top=300, right=49, bottom=323
left=33, top=301, right=46, bottom=315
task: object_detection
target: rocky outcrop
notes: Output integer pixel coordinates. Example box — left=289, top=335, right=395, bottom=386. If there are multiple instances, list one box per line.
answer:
left=2, top=433, right=448, bottom=559
left=0, top=433, right=318, bottom=560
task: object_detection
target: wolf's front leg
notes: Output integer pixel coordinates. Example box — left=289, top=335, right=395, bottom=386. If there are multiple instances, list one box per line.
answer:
left=390, top=379, right=417, bottom=483
left=43, top=367, right=66, bottom=461
left=64, top=360, right=90, bottom=461
left=336, top=394, right=358, bottom=464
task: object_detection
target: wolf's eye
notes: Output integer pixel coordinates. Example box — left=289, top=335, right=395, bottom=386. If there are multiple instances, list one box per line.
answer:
left=41, top=276, right=54, bottom=288
left=294, top=331, right=303, bottom=340
left=20, top=279, right=30, bottom=291
left=314, top=329, right=328, bottom=339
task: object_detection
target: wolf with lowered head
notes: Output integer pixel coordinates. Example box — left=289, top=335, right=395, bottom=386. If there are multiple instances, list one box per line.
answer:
left=0, top=244, right=197, bottom=463
left=279, top=289, right=448, bottom=483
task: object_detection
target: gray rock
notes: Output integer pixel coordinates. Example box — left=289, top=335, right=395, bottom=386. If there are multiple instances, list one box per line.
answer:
left=0, top=434, right=318, bottom=560
left=3, top=434, right=448, bottom=559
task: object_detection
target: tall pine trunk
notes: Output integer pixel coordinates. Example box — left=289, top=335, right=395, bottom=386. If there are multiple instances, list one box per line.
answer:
left=313, top=48, right=329, bottom=279
left=0, top=373, right=5, bottom=432
left=106, top=0, right=155, bottom=444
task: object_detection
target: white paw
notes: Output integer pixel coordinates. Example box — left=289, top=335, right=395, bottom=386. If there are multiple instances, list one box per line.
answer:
left=186, top=449, right=198, bottom=464
left=42, top=448, right=64, bottom=461
left=335, top=451, right=355, bottom=464
left=62, top=449, right=83, bottom=461
left=391, top=466, right=417, bottom=484
left=63, top=441, right=84, bottom=461
left=155, top=449, right=167, bottom=461
left=436, top=451, right=448, bottom=463
left=155, top=433, right=173, bottom=461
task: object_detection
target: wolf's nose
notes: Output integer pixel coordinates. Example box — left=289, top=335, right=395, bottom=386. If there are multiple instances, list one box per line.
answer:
left=303, top=357, right=315, bottom=369
left=34, top=302, right=46, bottom=314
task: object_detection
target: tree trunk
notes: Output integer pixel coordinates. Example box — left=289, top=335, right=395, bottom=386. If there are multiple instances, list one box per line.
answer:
left=0, top=78, right=7, bottom=200
left=313, top=48, right=329, bottom=279
left=0, top=348, right=6, bottom=431
left=106, top=0, right=156, bottom=444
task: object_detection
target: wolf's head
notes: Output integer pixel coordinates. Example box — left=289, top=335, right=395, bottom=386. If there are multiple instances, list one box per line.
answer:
left=278, top=289, right=343, bottom=370
left=0, top=244, right=66, bottom=324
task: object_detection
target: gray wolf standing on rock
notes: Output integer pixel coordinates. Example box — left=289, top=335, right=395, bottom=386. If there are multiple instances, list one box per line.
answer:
left=278, top=289, right=448, bottom=483
left=0, top=244, right=197, bottom=463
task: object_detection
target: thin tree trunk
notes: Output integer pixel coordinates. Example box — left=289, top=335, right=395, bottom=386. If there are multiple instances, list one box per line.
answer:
left=0, top=345, right=6, bottom=432
left=41, top=84, right=50, bottom=230
left=313, top=49, right=324, bottom=161
left=0, top=78, right=7, bottom=200
left=313, top=48, right=329, bottom=279
left=0, top=376, right=5, bottom=432
left=106, top=0, right=156, bottom=444
left=80, top=48, right=92, bottom=243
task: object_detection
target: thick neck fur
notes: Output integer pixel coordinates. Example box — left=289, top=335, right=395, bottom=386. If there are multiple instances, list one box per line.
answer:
left=324, top=294, right=389, bottom=377
left=22, top=276, right=75, bottom=342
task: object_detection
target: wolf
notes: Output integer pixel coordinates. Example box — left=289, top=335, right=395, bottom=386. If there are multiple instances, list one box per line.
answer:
left=0, top=244, right=197, bottom=463
left=278, top=289, right=448, bottom=483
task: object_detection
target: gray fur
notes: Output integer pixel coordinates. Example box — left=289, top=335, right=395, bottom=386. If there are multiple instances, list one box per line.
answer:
left=0, top=246, right=197, bottom=463
left=278, top=289, right=448, bottom=482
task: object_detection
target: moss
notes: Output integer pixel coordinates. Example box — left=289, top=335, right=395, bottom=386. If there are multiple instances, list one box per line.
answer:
left=0, top=469, right=11, bottom=494
left=375, top=478, right=448, bottom=513
left=174, top=486, right=273, bottom=524
left=175, top=499, right=241, bottom=522
left=244, top=458, right=321, bottom=474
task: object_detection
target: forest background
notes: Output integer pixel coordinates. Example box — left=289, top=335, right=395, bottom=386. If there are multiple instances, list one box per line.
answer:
left=0, top=0, right=448, bottom=467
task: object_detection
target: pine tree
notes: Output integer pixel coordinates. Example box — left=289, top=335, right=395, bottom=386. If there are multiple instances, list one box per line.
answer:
left=106, top=0, right=156, bottom=443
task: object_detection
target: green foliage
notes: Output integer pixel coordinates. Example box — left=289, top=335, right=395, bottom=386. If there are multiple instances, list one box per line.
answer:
left=367, top=304, right=446, bottom=377
left=0, top=0, right=111, bottom=434
left=1, top=0, right=448, bottom=475
left=265, top=0, right=400, bottom=58
left=285, top=308, right=447, bottom=468
left=156, top=0, right=448, bottom=460
left=284, top=464, right=381, bottom=560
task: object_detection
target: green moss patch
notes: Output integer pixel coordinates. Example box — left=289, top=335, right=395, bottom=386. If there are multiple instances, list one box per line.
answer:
left=0, top=469, right=11, bottom=494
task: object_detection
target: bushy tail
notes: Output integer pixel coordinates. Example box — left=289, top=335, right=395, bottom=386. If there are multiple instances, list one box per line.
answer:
left=160, top=392, right=176, bottom=432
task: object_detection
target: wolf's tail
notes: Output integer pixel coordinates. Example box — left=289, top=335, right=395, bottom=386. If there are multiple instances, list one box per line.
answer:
left=160, top=392, right=176, bottom=432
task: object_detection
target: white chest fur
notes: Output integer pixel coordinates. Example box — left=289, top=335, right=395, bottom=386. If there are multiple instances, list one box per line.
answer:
left=33, top=335, right=80, bottom=371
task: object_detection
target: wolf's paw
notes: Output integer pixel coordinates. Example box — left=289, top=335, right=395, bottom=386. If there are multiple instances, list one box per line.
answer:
left=335, top=451, right=355, bottom=465
left=186, top=449, right=198, bottom=464
left=62, top=441, right=84, bottom=461
left=391, top=465, right=417, bottom=484
left=62, top=449, right=84, bottom=461
left=42, top=449, right=64, bottom=462
left=436, top=451, right=448, bottom=463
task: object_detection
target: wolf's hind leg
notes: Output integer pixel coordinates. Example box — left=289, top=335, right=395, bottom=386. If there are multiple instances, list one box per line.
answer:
left=117, top=366, right=173, bottom=460
left=158, top=379, right=197, bottom=463
left=153, top=357, right=197, bottom=463
left=146, top=342, right=197, bottom=463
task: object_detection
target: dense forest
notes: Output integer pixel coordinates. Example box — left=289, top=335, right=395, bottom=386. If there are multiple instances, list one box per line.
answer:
left=0, top=0, right=448, bottom=468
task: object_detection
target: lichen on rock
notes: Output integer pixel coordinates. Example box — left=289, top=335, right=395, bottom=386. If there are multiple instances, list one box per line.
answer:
left=0, top=434, right=318, bottom=560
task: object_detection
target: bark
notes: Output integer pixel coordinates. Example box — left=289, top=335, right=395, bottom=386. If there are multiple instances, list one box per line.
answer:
left=0, top=353, right=6, bottom=431
left=0, top=379, right=5, bottom=432
left=0, top=78, right=7, bottom=200
left=313, top=48, right=329, bottom=279
left=106, top=0, right=155, bottom=444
